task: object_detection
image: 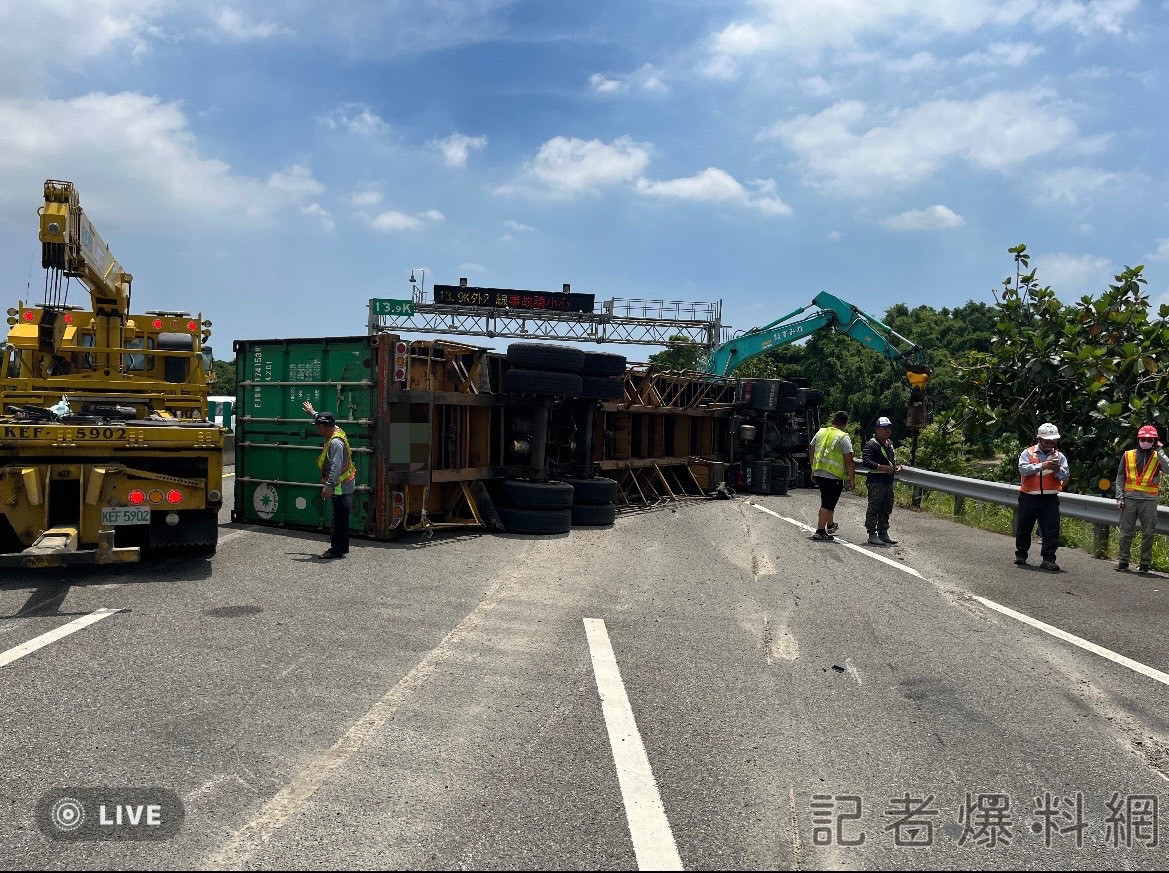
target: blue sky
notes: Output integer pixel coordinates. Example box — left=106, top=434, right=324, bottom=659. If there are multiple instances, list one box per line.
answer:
left=1, top=0, right=1167, bottom=361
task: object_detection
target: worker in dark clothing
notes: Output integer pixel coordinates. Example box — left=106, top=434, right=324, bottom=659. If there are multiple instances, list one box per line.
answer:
left=302, top=400, right=357, bottom=559
left=862, top=416, right=901, bottom=545
left=1015, top=422, right=1069, bottom=572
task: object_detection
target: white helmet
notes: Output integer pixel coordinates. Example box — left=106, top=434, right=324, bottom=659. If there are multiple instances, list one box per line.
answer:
left=1037, top=422, right=1060, bottom=440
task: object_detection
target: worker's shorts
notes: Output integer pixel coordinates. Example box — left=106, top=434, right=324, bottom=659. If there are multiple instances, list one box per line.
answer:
left=814, top=475, right=844, bottom=511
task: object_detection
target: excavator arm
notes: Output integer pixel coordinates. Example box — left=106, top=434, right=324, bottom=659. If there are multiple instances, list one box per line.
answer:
left=703, top=290, right=933, bottom=439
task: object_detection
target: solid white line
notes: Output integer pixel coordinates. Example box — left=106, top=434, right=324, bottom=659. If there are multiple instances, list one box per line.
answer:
left=0, top=608, right=121, bottom=668
left=749, top=501, right=1169, bottom=690
left=971, top=595, right=1169, bottom=689
left=584, top=618, right=683, bottom=871
left=217, top=530, right=249, bottom=546
left=749, top=502, right=924, bottom=579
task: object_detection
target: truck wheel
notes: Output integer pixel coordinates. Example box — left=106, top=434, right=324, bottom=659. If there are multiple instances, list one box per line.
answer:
left=581, top=351, right=627, bottom=377
left=565, top=477, right=620, bottom=503
left=776, top=396, right=799, bottom=413
left=802, top=389, right=825, bottom=406
left=506, top=343, right=584, bottom=373
left=499, top=479, right=574, bottom=510
left=571, top=502, right=617, bottom=526
left=776, top=380, right=798, bottom=397
left=580, top=376, right=624, bottom=401
left=503, top=368, right=583, bottom=397
left=498, top=506, right=572, bottom=535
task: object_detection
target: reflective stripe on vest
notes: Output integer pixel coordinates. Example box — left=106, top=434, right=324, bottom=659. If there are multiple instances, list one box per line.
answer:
left=1124, top=448, right=1160, bottom=495
left=1019, top=446, right=1063, bottom=494
left=317, top=427, right=357, bottom=495
left=811, top=427, right=847, bottom=479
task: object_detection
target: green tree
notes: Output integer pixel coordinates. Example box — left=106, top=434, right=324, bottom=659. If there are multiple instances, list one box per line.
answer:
left=649, top=335, right=703, bottom=370
left=960, top=243, right=1162, bottom=490
left=211, top=358, right=237, bottom=395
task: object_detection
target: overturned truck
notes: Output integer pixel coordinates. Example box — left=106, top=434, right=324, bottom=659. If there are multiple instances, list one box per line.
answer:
left=232, top=335, right=824, bottom=538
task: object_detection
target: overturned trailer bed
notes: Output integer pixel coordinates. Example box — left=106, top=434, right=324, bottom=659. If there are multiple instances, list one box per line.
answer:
left=232, top=335, right=822, bottom=538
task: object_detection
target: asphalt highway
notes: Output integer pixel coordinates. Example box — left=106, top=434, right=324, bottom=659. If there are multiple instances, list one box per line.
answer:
left=1, top=481, right=1167, bottom=870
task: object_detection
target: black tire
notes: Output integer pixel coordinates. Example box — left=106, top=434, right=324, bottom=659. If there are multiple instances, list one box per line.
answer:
left=498, top=506, right=572, bottom=535
left=580, top=375, right=624, bottom=401
left=803, top=388, right=825, bottom=406
left=572, top=502, right=617, bottom=526
left=776, top=380, right=798, bottom=397
left=499, top=479, right=573, bottom=510
left=506, top=343, right=584, bottom=373
left=776, top=396, right=799, bottom=413
left=503, top=368, right=583, bottom=397
left=565, top=477, right=620, bottom=503
left=581, top=351, right=627, bottom=377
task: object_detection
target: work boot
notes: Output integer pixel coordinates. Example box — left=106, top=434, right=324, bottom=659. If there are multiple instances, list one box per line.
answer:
left=867, top=533, right=882, bottom=545
left=1040, top=560, right=1060, bottom=572
left=1139, top=564, right=1150, bottom=574
left=878, top=533, right=898, bottom=545
left=1014, top=554, right=1028, bottom=566
left=1116, top=561, right=1129, bottom=572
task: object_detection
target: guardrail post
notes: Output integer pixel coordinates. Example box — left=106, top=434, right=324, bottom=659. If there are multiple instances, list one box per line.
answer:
left=953, top=494, right=965, bottom=517
left=1092, top=524, right=1110, bottom=559
left=912, top=486, right=923, bottom=508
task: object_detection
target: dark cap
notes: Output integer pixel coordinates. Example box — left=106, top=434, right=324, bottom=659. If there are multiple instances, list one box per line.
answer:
left=313, top=411, right=336, bottom=425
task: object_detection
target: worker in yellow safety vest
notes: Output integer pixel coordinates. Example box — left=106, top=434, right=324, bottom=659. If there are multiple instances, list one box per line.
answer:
left=1114, top=424, right=1169, bottom=574
left=808, top=410, right=855, bottom=541
left=302, top=400, right=357, bottom=559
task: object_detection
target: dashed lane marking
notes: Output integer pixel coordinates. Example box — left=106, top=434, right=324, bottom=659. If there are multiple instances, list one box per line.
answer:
left=584, top=617, right=683, bottom=871
left=0, top=608, right=122, bottom=668
left=750, top=501, right=1169, bottom=691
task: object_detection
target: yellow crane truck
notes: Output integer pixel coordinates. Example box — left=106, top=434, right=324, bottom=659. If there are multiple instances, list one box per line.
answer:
left=0, top=180, right=223, bottom=567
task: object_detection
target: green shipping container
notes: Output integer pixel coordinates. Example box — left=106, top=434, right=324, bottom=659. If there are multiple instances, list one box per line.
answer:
left=233, top=336, right=377, bottom=534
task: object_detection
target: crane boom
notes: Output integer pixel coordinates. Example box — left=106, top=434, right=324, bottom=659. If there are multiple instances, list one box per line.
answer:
left=39, top=180, right=132, bottom=314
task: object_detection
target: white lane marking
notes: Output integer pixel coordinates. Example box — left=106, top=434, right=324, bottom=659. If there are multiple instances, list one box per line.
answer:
left=584, top=618, right=683, bottom=872
left=844, top=657, right=864, bottom=686
left=0, top=608, right=121, bottom=668
left=971, top=595, right=1169, bottom=689
left=749, top=501, right=1169, bottom=691
left=217, top=530, right=249, bottom=546
left=750, top=503, right=924, bottom=579
left=207, top=574, right=515, bottom=868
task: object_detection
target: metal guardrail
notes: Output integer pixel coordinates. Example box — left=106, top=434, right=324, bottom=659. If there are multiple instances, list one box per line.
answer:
left=895, top=466, right=1169, bottom=535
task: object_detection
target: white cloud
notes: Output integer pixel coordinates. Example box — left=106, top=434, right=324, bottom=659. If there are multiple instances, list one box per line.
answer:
left=960, top=41, right=1044, bottom=66
left=210, top=7, right=290, bottom=41
left=503, top=220, right=535, bottom=232
left=300, top=202, right=334, bottom=229
left=351, top=187, right=384, bottom=207
left=589, top=64, right=669, bottom=95
left=0, top=92, right=323, bottom=228
left=1031, top=166, right=1129, bottom=205
left=459, top=262, right=487, bottom=273
left=498, top=136, right=651, bottom=198
left=589, top=73, right=626, bottom=94
left=801, top=76, right=835, bottom=97
left=760, top=90, right=1079, bottom=195
left=880, top=205, right=965, bottom=230
left=636, top=168, right=792, bottom=215
left=429, top=132, right=487, bottom=168
left=1146, top=239, right=1169, bottom=261
left=1036, top=252, right=1114, bottom=293
left=828, top=230, right=843, bottom=241
left=886, top=51, right=937, bottom=74
left=370, top=208, right=444, bottom=232
left=1033, top=0, right=1139, bottom=35
left=702, top=0, right=1137, bottom=74
left=319, top=103, right=390, bottom=136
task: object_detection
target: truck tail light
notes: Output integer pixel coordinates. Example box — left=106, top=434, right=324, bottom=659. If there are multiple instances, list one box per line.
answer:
left=394, top=342, right=407, bottom=381
left=148, top=490, right=164, bottom=504
left=128, top=489, right=146, bottom=505
left=391, top=491, right=404, bottom=526
left=166, top=489, right=183, bottom=504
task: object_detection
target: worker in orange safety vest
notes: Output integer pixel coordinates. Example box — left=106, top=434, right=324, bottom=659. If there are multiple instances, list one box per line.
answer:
left=1015, top=422, right=1069, bottom=572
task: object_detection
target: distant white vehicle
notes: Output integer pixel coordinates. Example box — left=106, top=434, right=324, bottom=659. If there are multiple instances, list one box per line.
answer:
left=208, top=395, right=235, bottom=430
